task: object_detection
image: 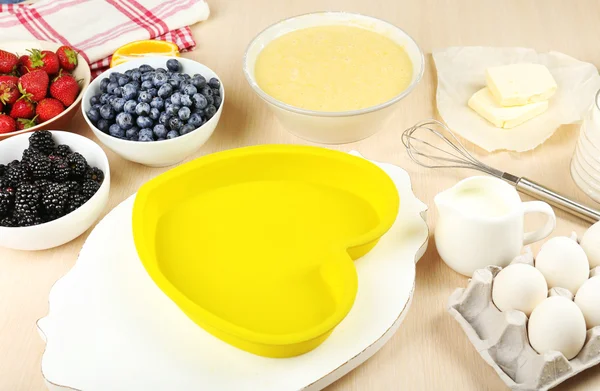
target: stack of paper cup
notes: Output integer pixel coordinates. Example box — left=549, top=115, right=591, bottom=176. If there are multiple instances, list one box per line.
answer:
left=571, top=90, right=600, bottom=203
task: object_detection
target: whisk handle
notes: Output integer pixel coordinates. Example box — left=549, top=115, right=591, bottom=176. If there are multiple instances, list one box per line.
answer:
left=515, top=177, right=600, bottom=223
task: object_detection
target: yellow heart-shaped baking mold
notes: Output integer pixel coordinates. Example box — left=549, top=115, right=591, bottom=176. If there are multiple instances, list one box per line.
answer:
left=132, top=145, right=399, bottom=357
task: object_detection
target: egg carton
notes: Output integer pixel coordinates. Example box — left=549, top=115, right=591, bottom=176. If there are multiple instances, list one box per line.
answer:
left=447, top=246, right=600, bottom=391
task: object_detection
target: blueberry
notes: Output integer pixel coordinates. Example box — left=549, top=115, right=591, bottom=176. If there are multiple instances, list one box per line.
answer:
left=182, top=84, right=197, bottom=95
left=124, top=69, right=133, bottom=77
left=192, top=93, right=207, bottom=109
left=167, top=78, right=179, bottom=88
left=208, top=77, right=221, bottom=89
left=179, top=80, right=190, bottom=90
left=212, top=88, right=220, bottom=96
left=171, top=73, right=183, bottom=83
left=149, top=107, right=161, bottom=120
left=157, top=83, right=173, bottom=98
left=100, top=78, right=110, bottom=93
left=122, top=83, right=138, bottom=100
left=166, top=130, right=179, bottom=139
left=141, top=80, right=154, bottom=90
left=165, top=97, right=172, bottom=105
left=168, top=117, right=182, bottom=131
left=126, top=127, right=139, bottom=140
left=159, top=112, right=170, bottom=125
left=92, top=103, right=102, bottom=110
left=124, top=100, right=137, bottom=114
left=156, top=67, right=167, bottom=74
left=100, top=104, right=115, bottom=120
left=135, top=102, right=151, bottom=116
left=96, top=118, right=110, bottom=132
left=136, top=116, right=153, bottom=129
left=191, top=74, right=206, bottom=89
left=111, top=97, right=126, bottom=113
left=131, top=70, right=142, bottom=81
left=109, top=73, right=120, bottom=83
left=180, top=124, right=195, bottom=135
left=201, top=86, right=213, bottom=96
left=178, top=106, right=191, bottom=121
left=182, top=74, right=191, bottom=81
left=204, top=105, right=217, bottom=119
left=166, top=59, right=181, bottom=72
left=214, top=95, right=222, bottom=108
left=137, top=91, right=152, bottom=103
left=180, top=94, right=193, bottom=107
left=118, top=76, right=130, bottom=86
left=87, top=107, right=100, bottom=123
left=90, top=95, right=100, bottom=106
left=115, top=112, right=134, bottom=130
left=150, top=97, right=164, bottom=110
left=109, top=124, right=125, bottom=138
left=147, top=88, right=157, bottom=98
left=171, top=92, right=182, bottom=106
left=113, top=87, right=123, bottom=97
left=130, top=81, right=141, bottom=90
left=100, top=93, right=112, bottom=104
left=165, top=104, right=179, bottom=117
left=152, top=72, right=168, bottom=88
left=153, top=124, right=167, bottom=139
left=106, top=81, right=119, bottom=94
left=206, top=95, right=214, bottom=106
left=157, top=137, right=166, bottom=141
left=139, top=64, right=154, bottom=73
left=188, top=113, right=203, bottom=128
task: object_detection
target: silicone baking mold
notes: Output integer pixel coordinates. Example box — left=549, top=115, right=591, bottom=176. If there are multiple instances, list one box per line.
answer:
left=448, top=246, right=600, bottom=391
left=132, top=145, right=399, bottom=358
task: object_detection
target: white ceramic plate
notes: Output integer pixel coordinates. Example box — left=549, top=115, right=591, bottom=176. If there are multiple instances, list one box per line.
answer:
left=37, top=152, right=428, bottom=391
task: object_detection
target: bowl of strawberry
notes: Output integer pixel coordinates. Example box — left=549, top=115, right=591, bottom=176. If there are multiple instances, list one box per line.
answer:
left=0, top=40, right=91, bottom=140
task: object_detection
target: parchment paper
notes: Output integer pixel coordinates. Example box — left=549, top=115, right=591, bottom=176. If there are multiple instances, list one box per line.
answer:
left=433, top=47, right=600, bottom=152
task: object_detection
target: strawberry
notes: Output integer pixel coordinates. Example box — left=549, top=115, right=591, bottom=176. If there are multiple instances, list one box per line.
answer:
left=50, top=71, right=79, bottom=107
left=17, top=115, right=38, bottom=130
left=17, top=55, right=29, bottom=75
left=56, top=46, right=78, bottom=71
left=22, top=49, right=59, bottom=75
left=0, top=114, right=16, bottom=134
left=36, top=98, right=64, bottom=122
left=0, top=81, right=19, bottom=106
left=0, top=50, right=18, bottom=74
left=19, top=70, right=49, bottom=102
left=0, top=75, right=18, bottom=85
left=9, top=99, right=35, bottom=119
left=0, top=101, right=3, bottom=112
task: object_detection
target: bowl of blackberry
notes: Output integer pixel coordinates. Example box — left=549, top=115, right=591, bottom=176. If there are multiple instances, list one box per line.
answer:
left=0, top=130, right=110, bottom=251
left=82, top=57, right=224, bottom=167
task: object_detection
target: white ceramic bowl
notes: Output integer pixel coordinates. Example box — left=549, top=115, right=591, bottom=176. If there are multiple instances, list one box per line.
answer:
left=0, top=131, right=110, bottom=251
left=0, top=40, right=91, bottom=141
left=243, top=12, right=424, bottom=144
left=82, top=56, right=223, bottom=167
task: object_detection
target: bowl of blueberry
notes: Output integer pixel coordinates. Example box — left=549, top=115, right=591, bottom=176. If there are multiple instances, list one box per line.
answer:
left=0, top=130, right=110, bottom=251
left=82, top=57, right=223, bottom=167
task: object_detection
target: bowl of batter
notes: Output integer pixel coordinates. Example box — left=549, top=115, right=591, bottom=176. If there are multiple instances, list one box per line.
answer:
left=243, top=12, right=424, bottom=144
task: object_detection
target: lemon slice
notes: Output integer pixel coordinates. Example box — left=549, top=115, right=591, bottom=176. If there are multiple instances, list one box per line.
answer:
left=110, top=40, right=180, bottom=68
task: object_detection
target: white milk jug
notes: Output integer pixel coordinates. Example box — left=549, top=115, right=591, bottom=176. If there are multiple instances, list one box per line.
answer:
left=434, top=176, right=556, bottom=276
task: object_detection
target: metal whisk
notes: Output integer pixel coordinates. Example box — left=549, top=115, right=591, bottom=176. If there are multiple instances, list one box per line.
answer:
left=402, top=119, right=600, bottom=223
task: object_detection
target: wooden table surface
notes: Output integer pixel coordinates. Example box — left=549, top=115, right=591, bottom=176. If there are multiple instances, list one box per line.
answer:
left=2, top=0, right=600, bottom=390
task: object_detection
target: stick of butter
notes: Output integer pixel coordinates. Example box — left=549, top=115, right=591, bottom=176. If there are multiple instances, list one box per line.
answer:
left=468, top=87, right=548, bottom=129
left=486, top=63, right=557, bottom=106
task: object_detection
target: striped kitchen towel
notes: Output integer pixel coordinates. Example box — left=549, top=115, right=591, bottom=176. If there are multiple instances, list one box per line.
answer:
left=0, top=0, right=210, bottom=77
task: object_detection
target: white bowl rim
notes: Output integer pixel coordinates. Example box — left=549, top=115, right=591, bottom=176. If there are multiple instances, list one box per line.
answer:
left=242, top=11, right=425, bottom=118
left=0, top=130, right=110, bottom=231
left=82, top=56, right=224, bottom=147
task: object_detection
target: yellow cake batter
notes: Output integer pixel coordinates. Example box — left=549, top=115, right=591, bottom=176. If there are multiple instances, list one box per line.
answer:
left=254, top=25, right=413, bottom=112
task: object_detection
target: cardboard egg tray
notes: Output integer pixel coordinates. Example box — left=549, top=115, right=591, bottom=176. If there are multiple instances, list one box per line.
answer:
left=448, top=247, right=600, bottom=391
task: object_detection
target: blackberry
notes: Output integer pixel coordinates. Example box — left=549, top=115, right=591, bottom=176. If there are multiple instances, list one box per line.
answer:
left=0, top=177, right=9, bottom=188
left=42, top=183, right=69, bottom=220
left=0, top=187, right=15, bottom=217
left=64, top=180, right=82, bottom=196
left=22, top=147, right=41, bottom=165
left=34, top=179, right=52, bottom=192
left=52, top=144, right=72, bottom=158
left=82, top=180, right=100, bottom=200
left=85, top=167, right=104, bottom=185
left=0, top=164, right=6, bottom=177
left=13, top=183, right=40, bottom=220
left=29, top=154, right=52, bottom=179
left=18, top=214, right=44, bottom=227
left=29, top=131, right=55, bottom=155
left=0, top=216, right=17, bottom=227
left=66, top=192, right=86, bottom=213
left=50, top=157, right=70, bottom=182
left=66, top=153, right=88, bottom=179
left=7, top=162, right=30, bottom=187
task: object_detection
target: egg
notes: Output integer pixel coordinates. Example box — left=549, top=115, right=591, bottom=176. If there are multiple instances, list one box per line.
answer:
left=581, top=222, right=600, bottom=269
left=575, top=276, right=600, bottom=329
left=492, top=263, right=547, bottom=315
left=528, top=296, right=587, bottom=360
left=535, top=237, right=589, bottom=294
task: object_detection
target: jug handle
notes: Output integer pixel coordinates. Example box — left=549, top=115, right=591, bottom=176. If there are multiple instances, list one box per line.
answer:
left=522, top=201, right=557, bottom=245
